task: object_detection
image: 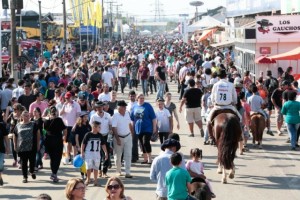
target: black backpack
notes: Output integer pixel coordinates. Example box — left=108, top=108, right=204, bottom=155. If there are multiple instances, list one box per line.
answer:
left=268, top=78, right=278, bottom=93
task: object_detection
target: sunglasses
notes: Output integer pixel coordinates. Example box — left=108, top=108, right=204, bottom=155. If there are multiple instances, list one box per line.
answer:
left=74, top=186, right=85, bottom=191
left=107, top=184, right=120, bottom=190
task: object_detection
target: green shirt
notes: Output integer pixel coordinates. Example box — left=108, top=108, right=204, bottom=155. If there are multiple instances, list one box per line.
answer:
left=281, top=100, right=300, bottom=124
left=165, top=167, right=191, bottom=200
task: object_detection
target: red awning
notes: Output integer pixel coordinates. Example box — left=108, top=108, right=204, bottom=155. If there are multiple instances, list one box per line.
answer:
left=255, top=55, right=276, bottom=64
left=198, top=28, right=217, bottom=42
left=268, top=47, right=300, bottom=60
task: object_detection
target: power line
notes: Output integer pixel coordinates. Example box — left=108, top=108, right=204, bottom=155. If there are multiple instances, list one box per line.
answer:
left=29, top=0, right=62, bottom=10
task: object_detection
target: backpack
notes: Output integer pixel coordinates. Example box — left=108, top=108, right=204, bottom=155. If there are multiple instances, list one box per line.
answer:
left=268, top=78, right=278, bottom=93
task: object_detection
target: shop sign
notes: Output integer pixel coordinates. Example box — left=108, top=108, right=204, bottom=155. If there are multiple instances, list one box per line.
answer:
left=260, top=47, right=271, bottom=54
left=256, top=15, right=300, bottom=42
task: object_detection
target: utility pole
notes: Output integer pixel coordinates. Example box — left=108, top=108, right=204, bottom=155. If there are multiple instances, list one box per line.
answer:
left=62, top=0, right=67, bottom=48
left=10, top=0, right=17, bottom=79
left=101, top=0, right=104, bottom=47
left=38, top=0, right=43, bottom=53
left=114, top=4, right=122, bottom=40
left=109, top=2, right=113, bottom=43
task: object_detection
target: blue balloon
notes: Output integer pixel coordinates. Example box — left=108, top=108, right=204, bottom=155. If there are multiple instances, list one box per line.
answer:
left=73, top=155, right=84, bottom=168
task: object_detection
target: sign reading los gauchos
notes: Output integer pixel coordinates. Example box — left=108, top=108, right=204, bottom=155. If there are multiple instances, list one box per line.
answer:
left=256, top=15, right=300, bottom=42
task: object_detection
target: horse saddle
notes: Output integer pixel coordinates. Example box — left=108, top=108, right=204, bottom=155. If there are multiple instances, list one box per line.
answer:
left=250, top=112, right=264, bottom=118
left=211, top=109, right=239, bottom=125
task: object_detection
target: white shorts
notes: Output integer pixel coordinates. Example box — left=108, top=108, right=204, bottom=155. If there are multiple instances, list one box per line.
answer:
left=85, top=158, right=100, bottom=170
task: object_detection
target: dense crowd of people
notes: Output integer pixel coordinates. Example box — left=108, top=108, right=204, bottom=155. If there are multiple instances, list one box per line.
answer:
left=0, top=34, right=299, bottom=199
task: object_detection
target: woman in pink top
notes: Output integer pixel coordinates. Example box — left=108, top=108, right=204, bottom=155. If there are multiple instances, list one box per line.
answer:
left=29, top=92, right=48, bottom=118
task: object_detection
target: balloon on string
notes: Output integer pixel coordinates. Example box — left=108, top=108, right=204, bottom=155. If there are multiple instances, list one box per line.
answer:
left=73, top=155, right=84, bottom=168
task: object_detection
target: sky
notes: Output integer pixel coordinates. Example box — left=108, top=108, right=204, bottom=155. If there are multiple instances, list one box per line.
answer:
left=1, top=0, right=226, bottom=20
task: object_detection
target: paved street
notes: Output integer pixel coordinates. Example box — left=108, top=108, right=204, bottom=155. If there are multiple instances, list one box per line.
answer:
left=0, top=81, right=300, bottom=200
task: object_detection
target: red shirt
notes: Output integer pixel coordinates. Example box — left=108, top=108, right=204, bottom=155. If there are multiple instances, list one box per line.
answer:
left=139, top=66, right=149, bottom=80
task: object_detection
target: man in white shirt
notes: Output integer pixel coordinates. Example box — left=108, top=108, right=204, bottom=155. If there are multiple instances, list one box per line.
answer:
left=207, top=70, right=241, bottom=141
left=147, top=58, right=157, bottom=94
left=12, top=80, right=25, bottom=99
left=98, top=84, right=111, bottom=102
left=178, top=61, right=189, bottom=100
left=42, top=59, right=49, bottom=69
left=102, top=66, right=114, bottom=90
left=89, top=101, right=112, bottom=177
left=127, top=90, right=138, bottom=162
left=202, top=57, right=212, bottom=70
left=112, top=100, right=133, bottom=178
left=138, top=51, right=144, bottom=63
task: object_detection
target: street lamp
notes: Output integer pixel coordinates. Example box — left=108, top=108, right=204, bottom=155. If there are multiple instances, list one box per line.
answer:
left=190, top=1, right=204, bottom=22
left=38, top=0, right=43, bottom=53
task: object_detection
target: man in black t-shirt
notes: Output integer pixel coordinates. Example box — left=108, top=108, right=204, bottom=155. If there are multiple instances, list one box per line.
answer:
left=18, top=83, right=36, bottom=111
left=264, top=70, right=278, bottom=118
left=179, top=79, right=204, bottom=137
left=155, top=61, right=167, bottom=99
left=271, top=81, right=287, bottom=135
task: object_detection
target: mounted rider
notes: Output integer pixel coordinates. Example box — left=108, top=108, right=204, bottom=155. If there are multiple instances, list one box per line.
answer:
left=247, top=84, right=273, bottom=136
left=207, top=69, right=242, bottom=141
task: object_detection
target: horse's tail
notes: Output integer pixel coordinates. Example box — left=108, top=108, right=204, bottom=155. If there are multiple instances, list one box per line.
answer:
left=218, top=115, right=241, bottom=170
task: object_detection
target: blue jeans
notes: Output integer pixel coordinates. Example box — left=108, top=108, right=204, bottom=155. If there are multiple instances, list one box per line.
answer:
left=0, top=153, right=4, bottom=172
left=287, top=123, right=298, bottom=148
left=156, top=81, right=165, bottom=99
left=141, top=80, right=148, bottom=96
left=36, top=139, right=44, bottom=167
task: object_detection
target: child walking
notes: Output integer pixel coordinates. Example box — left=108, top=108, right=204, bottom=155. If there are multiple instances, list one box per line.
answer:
left=165, top=152, right=193, bottom=200
left=155, top=97, right=172, bottom=144
left=186, top=148, right=216, bottom=198
left=81, top=121, right=108, bottom=186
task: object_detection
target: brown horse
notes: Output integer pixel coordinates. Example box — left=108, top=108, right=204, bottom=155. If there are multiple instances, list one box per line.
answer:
left=250, top=113, right=266, bottom=149
left=212, top=112, right=242, bottom=183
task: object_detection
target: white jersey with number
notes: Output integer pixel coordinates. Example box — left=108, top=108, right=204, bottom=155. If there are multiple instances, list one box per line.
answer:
left=211, top=79, right=237, bottom=106
left=82, top=132, right=105, bottom=160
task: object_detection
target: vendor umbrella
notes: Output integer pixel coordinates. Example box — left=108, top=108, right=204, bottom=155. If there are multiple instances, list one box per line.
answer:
left=255, top=55, right=276, bottom=64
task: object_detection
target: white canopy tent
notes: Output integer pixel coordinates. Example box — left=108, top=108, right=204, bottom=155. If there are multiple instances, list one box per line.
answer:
left=188, top=16, right=227, bottom=32
left=122, top=24, right=130, bottom=33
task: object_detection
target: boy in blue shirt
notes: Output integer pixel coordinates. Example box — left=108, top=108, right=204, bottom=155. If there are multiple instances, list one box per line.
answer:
left=165, top=153, right=193, bottom=200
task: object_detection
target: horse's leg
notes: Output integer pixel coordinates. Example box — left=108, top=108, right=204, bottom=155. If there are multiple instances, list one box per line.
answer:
left=229, top=163, right=235, bottom=179
left=217, top=162, right=222, bottom=174
left=222, top=166, right=227, bottom=184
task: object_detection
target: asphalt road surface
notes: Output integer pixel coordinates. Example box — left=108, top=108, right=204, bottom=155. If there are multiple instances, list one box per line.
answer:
left=0, top=81, right=299, bottom=200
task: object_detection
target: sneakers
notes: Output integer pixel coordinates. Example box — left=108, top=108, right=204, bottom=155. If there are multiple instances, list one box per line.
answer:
left=23, top=178, right=28, bottom=183
left=188, top=134, right=195, bottom=137
left=125, top=174, right=133, bottom=178
left=50, top=174, right=59, bottom=183
left=266, top=130, right=274, bottom=136
left=291, top=147, right=296, bottom=151
left=12, top=161, right=17, bottom=167
left=200, top=129, right=204, bottom=137
left=286, top=138, right=291, bottom=143
left=211, top=193, right=216, bottom=198
left=34, top=167, right=38, bottom=172
left=277, top=131, right=284, bottom=136
left=31, top=173, right=36, bottom=180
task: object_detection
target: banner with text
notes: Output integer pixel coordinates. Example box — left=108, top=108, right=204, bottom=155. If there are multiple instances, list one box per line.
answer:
left=256, top=15, right=300, bottom=42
